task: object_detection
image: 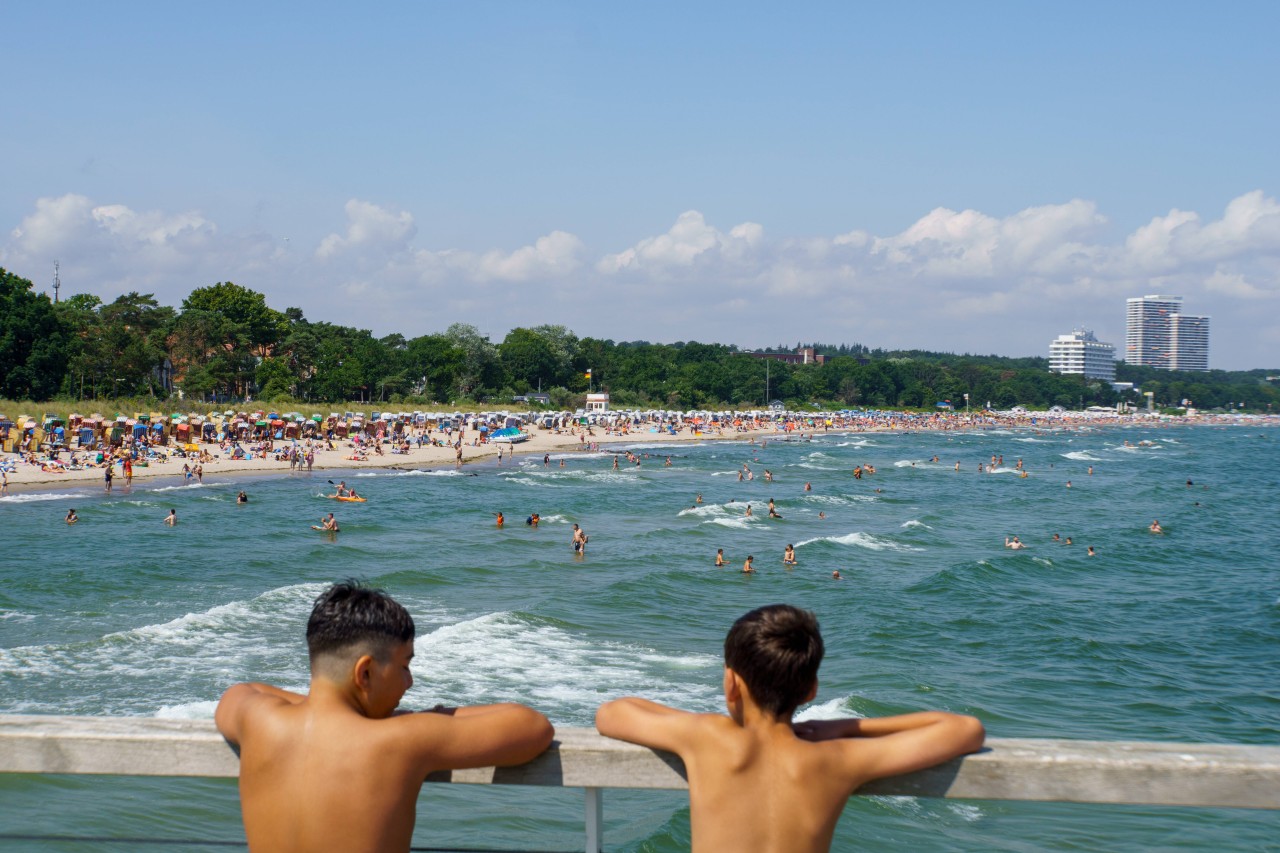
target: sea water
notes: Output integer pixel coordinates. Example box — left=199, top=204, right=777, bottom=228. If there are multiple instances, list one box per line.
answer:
left=1, top=424, right=1277, bottom=851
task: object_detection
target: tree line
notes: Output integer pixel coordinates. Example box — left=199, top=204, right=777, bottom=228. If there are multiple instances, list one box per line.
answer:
left=2, top=268, right=1276, bottom=412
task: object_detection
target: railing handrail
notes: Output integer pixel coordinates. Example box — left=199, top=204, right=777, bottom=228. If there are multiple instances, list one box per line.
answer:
left=1, top=714, right=1277, bottom=810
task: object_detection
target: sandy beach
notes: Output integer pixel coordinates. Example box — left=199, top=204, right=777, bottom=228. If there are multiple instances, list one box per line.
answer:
left=0, top=423, right=786, bottom=494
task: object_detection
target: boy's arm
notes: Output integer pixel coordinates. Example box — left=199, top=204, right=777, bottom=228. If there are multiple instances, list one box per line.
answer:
left=795, top=711, right=985, bottom=783
left=595, top=697, right=706, bottom=754
left=401, top=703, right=554, bottom=771
left=214, top=682, right=304, bottom=745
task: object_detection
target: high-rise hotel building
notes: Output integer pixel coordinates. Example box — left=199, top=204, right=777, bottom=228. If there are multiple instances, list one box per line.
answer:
left=1169, top=313, right=1210, bottom=371
left=1125, top=295, right=1210, bottom=371
left=1049, top=329, right=1116, bottom=380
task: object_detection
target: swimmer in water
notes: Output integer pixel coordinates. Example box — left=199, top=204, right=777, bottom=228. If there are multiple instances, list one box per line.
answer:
left=1004, top=536, right=1026, bottom=550
left=1064, top=537, right=1073, bottom=546
left=818, top=511, right=826, bottom=519
left=832, top=570, right=842, bottom=580
left=782, top=544, right=797, bottom=566
left=1052, top=533, right=1061, bottom=542
left=65, top=508, right=78, bottom=524
left=164, top=509, right=177, bottom=526
left=1087, top=546, right=1096, bottom=557
left=494, top=511, right=504, bottom=527
left=320, top=513, right=339, bottom=532
left=1149, top=519, right=1164, bottom=534
left=236, top=491, right=248, bottom=504
left=715, top=548, right=725, bottom=567
left=741, top=555, right=755, bottom=574
left=696, top=493, right=703, bottom=505
left=744, top=505, right=753, bottom=517
left=804, top=482, right=811, bottom=492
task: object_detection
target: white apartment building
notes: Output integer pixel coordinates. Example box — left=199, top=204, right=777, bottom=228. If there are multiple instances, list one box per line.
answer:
left=1125, top=295, right=1181, bottom=368
left=1125, top=295, right=1210, bottom=371
left=1169, top=314, right=1210, bottom=372
left=1049, top=329, right=1116, bottom=381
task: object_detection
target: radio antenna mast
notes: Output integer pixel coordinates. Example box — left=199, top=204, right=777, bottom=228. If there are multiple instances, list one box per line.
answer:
left=53, top=260, right=61, bottom=303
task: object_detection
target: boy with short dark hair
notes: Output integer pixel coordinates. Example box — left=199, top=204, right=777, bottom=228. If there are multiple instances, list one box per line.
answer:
left=596, top=604, right=984, bottom=853
left=216, top=581, right=554, bottom=853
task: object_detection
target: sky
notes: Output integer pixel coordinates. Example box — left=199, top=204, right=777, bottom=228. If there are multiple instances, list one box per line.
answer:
left=3, top=2, right=1278, bottom=369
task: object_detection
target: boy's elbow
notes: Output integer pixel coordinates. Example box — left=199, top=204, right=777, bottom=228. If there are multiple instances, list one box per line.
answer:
left=509, top=705, right=555, bottom=759
left=953, top=714, right=985, bottom=754
left=594, top=699, right=629, bottom=738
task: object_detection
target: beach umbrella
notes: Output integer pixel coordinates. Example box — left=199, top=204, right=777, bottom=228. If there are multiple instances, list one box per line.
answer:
left=311, top=414, right=323, bottom=422
left=255, top=419, right=268, bottom=427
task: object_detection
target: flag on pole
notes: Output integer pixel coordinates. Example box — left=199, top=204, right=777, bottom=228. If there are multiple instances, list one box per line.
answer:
left=585, top=369, right=592, bottom=379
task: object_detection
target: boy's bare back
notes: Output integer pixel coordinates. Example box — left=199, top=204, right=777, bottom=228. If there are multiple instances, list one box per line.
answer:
left=596, top=605, right=984, bottom=853
left=222, top=685, right=550, bottom=853
left=216, top=584, right=553, bottom=853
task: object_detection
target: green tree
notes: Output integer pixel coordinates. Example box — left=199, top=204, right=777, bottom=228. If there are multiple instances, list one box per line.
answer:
left=0, top=268, right=69, bottom=399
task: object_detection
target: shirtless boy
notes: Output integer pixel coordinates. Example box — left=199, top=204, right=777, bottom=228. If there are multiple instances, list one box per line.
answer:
left=216, top=582, right=554, bottom=853
left=596, top=604, right=983, bottom=853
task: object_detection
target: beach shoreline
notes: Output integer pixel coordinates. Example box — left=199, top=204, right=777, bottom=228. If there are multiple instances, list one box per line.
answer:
left=0, top=423, right=785, bottom=497
left=5, top=413, right=1267, bottom=499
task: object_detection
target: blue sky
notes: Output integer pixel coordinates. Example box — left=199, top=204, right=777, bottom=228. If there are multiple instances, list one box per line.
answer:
left=4, top=2, right=1278, bottom=368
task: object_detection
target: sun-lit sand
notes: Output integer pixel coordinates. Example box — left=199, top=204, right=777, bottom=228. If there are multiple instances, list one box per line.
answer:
left=1, top=423, right=788, bottom=493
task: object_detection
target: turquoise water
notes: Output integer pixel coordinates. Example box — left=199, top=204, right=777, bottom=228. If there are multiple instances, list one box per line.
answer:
left=1, top=423, right=1277, bottom=851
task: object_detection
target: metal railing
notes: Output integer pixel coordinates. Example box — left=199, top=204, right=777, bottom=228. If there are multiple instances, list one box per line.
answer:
left=2, top=715, right=1277, bottom=850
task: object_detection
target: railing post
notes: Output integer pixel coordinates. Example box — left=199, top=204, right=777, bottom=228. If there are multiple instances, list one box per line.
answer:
left=584, top=787, right=603, bottom=852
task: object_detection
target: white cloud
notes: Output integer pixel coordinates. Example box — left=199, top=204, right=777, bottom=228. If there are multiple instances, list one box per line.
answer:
left=597, top=210, right=764, bottom=274
left=316, top=199, right=416, bottom=259
left=471, top=230, right=585, bottom=281
left=3, top=190, right=1278, bottom=367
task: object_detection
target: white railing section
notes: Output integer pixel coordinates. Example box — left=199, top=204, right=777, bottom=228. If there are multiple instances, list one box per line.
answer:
left=1, top=715, right=1277, bottom=850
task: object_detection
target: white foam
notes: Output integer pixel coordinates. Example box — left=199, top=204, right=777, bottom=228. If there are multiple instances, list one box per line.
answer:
left=1062, top=451, right=1103, bottom=462
left=541, top=452, right=611, bottom=461
left=413, top=612, right=719, bottom=722
left=149, top=483, right=210, bottom=493
left=506, top=476, right=553, bottom=487
left=1013, top=437, right=1050, bottom=443
left=0, top=584, right=344, bottom=712
left=0, top=491, right=81, bottom=503
left=622, top=442, right=705, bottom=451
left=1032, top=557, right=1053, bottom=567
left=707, top=516, right=756, bottom=529
left=801, top=494, right=877, bottom=505
left=901, top=519, right=932, bottom=530
left=795, top=532, right=924, bottom=552
left=678, top=504, right=731, bottom=518
left=155, top=700, right=219, bottom=720
left=794, top=696, right=863, bottom=722
left=537, top=514, right=571, bottom=524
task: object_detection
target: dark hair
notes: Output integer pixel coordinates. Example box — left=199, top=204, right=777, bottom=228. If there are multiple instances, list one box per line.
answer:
left=724, top=604, right=824, bottom=718
left=306, top=580, right=415, bottom=662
